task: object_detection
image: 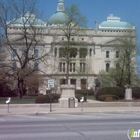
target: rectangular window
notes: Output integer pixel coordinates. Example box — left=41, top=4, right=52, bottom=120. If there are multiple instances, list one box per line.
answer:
left=63, top=63, right=65, bottom=72
left=59, top=48, right=65, bottom=58
left=70, top=63, right=72, bottom=72
left=106, top=63, right=110, bottom=72
left=80, top=62, right=85, bottom=72
left=79, top=48, right=87, bottom=58
left=73, top=63, right=75, bottom=72
left=34, top=62, right=39, bottom=70
left=83, top=63, right=85, bottom=72
left=34, top=49, right=38, bottom=57
left=90, top=49, right=92, bottom=56
left=116, top=51, right=119, bottom=58
left=13, top=49, right=17, bottom=57
left=12, top=62, right=17, bottom=68
left=80, top=63, right=82, bottom=72
left=106, top=51, right=109, bottom=58
left=59, top=62, right=62, bottom=72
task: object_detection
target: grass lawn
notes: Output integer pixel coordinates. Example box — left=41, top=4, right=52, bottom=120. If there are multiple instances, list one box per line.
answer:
left=86, top=95, right=95, bottom=100
left=0, top=96, right=37, bottom=104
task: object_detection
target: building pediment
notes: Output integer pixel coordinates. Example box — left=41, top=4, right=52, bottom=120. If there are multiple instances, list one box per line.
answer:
left=101, top=38, right=119, bottom=46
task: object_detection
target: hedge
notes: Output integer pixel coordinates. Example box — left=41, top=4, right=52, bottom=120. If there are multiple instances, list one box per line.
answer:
left=97, top=94, right=119, bottom=102
left=132, top=87, right=140, bottom=99
left=75, top=90, right=94, bottom=96
left=96, top=87, right=124, bottom=101
left=35, top=94, right=60, bottom=103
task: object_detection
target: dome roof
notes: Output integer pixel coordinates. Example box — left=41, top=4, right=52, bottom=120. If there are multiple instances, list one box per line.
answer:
left=47, top=11, right=69, bottom=26
left=99, top=14, right=135, bottom=29
left=47, top=0, right=69, bottom=26
left=9, top=11, right=46, bottom=26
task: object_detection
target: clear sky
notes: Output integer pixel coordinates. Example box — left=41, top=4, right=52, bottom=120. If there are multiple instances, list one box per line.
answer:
left=38, top=0, right=140, bottom=42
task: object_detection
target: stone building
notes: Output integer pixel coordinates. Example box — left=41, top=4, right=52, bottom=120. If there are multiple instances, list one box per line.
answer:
left=6, top=0, right=135, bottom=93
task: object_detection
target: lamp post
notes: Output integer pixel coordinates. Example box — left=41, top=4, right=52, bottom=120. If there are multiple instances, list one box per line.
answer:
left=6, top=98, right=11, bottom=113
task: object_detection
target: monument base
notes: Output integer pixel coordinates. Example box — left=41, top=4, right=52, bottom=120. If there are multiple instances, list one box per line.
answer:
left=125, top=88, right=132, bottom=100
left=59, top=84, right=78, bottom=108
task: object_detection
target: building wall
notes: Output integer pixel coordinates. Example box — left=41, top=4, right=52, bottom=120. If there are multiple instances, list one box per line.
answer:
left=6, top=17, right=135, bottom=92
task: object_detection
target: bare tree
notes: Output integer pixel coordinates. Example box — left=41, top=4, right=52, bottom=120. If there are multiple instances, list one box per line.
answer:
left=0, top=0, right=52, bottom=98
left=57, top=4, right=87, bottom=84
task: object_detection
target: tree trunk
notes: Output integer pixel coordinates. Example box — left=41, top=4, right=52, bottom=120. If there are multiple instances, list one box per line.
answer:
left=66, top=39, right=70, bottom=84
left=18, top=77, right=24, bottom=99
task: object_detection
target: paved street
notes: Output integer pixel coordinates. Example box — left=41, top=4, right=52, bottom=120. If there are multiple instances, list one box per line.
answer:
left=0, top=112, right=140, bottom=140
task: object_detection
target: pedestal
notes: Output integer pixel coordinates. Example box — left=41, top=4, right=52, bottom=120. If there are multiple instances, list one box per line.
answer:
left=125, top=88, right=132, bottom=100
left=59, top=84, right=78, bottom=108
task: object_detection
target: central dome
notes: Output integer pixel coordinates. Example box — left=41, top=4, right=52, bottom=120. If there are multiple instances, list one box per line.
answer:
left=47, top=0, right=69, bottom=26
left=47, top=12, right=68, bottom=26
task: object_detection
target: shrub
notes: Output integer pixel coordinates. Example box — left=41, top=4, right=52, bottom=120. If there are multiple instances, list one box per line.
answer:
left=75, top=90, right=94, bottom=96
left=132, top=87, right=140, bottom=99
left=98, top=94, right=119, bottom=102
left=75, top=94, right=87, bottom=102
left=49, top=94, right=60, bottom=103
left=96, top=87, right=124, bottom=101
left=35, top=94, right=60, bottom=103
left=35, top=95, right=50, bottom=103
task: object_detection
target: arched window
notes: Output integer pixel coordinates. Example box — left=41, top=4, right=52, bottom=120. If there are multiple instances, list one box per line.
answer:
left=106, top=51, right=110, bottom=58
left=106, top=63, right=110, bottom=72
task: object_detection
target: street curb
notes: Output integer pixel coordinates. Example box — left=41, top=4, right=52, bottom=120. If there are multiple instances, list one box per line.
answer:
left=1, top=109, right=140, bottom=116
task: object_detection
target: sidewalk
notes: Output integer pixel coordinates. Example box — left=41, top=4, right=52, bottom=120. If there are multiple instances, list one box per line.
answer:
left=0, top=100, right=140, bottom=115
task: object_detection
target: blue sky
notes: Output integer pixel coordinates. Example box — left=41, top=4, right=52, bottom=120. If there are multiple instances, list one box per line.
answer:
left=38, top=0, right=140, bottom=42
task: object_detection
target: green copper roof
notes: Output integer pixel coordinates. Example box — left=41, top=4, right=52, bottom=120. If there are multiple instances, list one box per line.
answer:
left=47, top=0, right=69, bottom=26
left=9, top=12, right=46, bottom=26
left=100, top=21, right=134, bottom=28
left=99, top=14, right=135, bottom=29
left=47, top=11, right=69, bottom=25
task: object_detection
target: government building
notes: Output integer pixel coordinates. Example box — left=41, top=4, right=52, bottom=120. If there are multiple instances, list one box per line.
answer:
left=7, top=0, right=135, bottom=93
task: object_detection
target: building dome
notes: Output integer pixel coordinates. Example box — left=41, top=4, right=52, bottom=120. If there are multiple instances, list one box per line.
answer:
left=9, top=11, right=46, bottom=26
left=47, top=12, right=68, bottom=26
left=47, top=0, right=69, bottom=26
left=99, top=14, right=135, bottom=29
